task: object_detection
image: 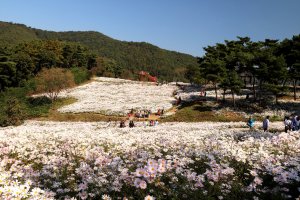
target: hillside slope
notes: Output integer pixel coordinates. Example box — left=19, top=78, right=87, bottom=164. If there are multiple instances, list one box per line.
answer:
left=0, top=21, right=197, bottom=81
left=0, top=22, right=38, bottom=46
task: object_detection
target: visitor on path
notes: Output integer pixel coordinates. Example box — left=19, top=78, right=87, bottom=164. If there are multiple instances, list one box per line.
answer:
left=157, top=109, right=161, bottom=116
left=150, top=120, right=154, bottom=126
left=120, top=120, right=126, bottom=128
left=292, top=115, right=298, bottom=131
left=247, top=117, right=255, bottom=130
left=177, top=96, right=182, bottom=105
left=296, top=116, right=300, bottom=131
left=154, top=120, right=159, bottom=126
left=284, top=116, right=292, bottom=133
left=262, top=116, right=270, bottom=132
left=129, top=120, right=135, bottom=128
left=143, top=120, right=149, bottom=127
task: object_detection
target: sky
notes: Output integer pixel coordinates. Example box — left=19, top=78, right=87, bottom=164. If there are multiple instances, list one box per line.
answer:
left=0, top=0, right=300, bottom=56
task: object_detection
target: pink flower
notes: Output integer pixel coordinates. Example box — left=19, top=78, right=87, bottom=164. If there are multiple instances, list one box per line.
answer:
left=134, top=178, right=142, bottom=188
left=78, top=182, right=88, bottom=191
left=139, top=180, right=147, bottom=189
left=253, top=177, right=263, bottom=185
left=135, top=168, right=145, bottom=177
left=147, top=165, right=157, bottom=174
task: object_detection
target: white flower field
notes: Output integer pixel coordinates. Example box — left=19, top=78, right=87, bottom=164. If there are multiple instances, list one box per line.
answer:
left=1, top=78, right=300, bottom=199
left=57, top=77, right=177, bottom=115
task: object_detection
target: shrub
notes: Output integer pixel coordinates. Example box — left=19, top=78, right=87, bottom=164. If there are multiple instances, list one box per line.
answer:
left=0, top=97, right=25, bottom=126
left=70, top=67, right=91, bottom=84
left=35, top=68, right=75, bottom=101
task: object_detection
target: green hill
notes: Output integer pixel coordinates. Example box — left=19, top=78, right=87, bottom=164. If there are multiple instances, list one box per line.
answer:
left=0, top=21, right=197, bottom=81
left=0, top=22, right=38, bottom=46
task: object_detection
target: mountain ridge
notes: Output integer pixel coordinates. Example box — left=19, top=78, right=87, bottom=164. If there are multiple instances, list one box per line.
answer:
left=0, top=21, right=197, bottom=81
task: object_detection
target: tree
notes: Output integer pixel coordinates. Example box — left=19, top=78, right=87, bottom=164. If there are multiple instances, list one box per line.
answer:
left=253, top=40, right=288, bottom=103
left=219, top=70, right=244, bottom=107
left=12, top=52, right=35, bottom=86
left=185, top=62, right=203, bottom=84
left=0, top=55, right=16, bottom=91
left=279, top=35, right=300, bottom=100
left=200, top=45, right=227, bottom=101
left=35, top=68, right=75, bottom=101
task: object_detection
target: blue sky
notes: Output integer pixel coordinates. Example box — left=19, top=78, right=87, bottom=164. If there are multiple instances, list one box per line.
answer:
left=1, top=0, right=300, bottom=56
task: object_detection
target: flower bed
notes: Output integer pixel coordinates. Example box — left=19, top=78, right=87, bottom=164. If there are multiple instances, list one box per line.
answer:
left=57, top=77, right=177, bottom=116
left=1, top=121, right=299, bottom=199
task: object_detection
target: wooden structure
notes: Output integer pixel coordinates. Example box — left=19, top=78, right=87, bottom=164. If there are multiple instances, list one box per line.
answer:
left=138, top=71, right=157, bottom=82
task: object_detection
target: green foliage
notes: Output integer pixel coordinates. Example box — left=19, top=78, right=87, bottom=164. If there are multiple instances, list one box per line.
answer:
left=262, top=83, right=288, bottom=104
left=198, top=35, right=298, bottom=105
left=0, top=21, right=198, bottom=82
left=0, top=22, right=38, bottom=47
left=0, top=87, right=53, bottom=127
left=0, top=59, right=16, bottom=91
left=70, top=67, right=91, bottom=84
left=0, top=97, right=25, bottom=126
left=185, top=64, right=203, bottom=84
left=162, top=102, right=245, bottom=122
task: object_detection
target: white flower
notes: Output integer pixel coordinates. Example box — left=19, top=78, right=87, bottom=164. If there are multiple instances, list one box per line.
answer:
left=144, top=195, right=155, bottom=200
left=102, top=194, right=112, bottom=200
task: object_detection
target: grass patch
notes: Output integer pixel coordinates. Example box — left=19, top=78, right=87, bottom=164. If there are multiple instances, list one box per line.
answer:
left=162, top=101, right=245, bottom=122
left=35, top=97, right=126, bottom=122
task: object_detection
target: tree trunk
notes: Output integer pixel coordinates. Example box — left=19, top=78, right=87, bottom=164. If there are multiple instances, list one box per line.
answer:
left=223, top=89, right=226, bottom=102
left=252, top=75, right=256, bottom=100
left=232, top=91, right=236, bottom=108
left=275, top=95, right=278, bottom=104
left=282, top=78, right=287, bottom=87
left=214, top=83, right=218, bottom=101
left=293, top=79, right=297, bottom=101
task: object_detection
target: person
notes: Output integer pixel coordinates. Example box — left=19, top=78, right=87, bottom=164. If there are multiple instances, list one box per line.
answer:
left=120, top=120, right=126, bottom=128
left=292, top=115, right=298, bottom=131
left=262, top=116, right=270, bottom=132
left=150, top=120, right=154, bottom=126
left=129, top=120, right=135, bottom=128
left=177, top=96, right=182, bottom=105
left=284, top=116, right=292, bottom=133
left=247, top=117, right=255, bottom=130
left=161, top=108, right=164, bottom=115
left=157, top=109, right=161, bottom=116
left=154, top=120, right=159, bottom=126
left=296, top=116, right=300, bottom=131
left=106, top=118, right=112, bottom=127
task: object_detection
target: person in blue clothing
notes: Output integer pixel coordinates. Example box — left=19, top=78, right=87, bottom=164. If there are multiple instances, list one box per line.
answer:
left=247, top=117, right=255, bottom=130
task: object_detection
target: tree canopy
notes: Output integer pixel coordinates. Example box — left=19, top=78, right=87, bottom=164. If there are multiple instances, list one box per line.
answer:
left=191, top=35, right=300, bottom=105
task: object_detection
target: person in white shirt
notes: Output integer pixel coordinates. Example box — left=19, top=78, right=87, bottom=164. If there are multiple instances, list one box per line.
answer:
left=262, top=116, right=270, bottom=132
left=284, top=116, right=292, bottom=133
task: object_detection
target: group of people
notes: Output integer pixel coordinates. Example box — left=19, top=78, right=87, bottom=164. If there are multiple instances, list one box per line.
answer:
left=284, top=115, right=300, bottom=132
left=128, top=108, right=165, bottom=118
left=247, top=114, right=300, bottom=132
left=144, top=119, right=159, bottom=127
left=120, top=120, right=135, bottom=128
left=131, top=109, right=151, bottom=118
left=119, top=119, right=159, bottom=128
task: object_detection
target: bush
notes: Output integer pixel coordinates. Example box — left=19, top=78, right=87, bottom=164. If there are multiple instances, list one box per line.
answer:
left=28, top=96, right=52, bottom=106
left=0, top=87, right=53, bottom=126
left=0, top=97, right=25, bottom=126
left=70, top=67, right=91, bottom=84
left=35, top=68, right=75, bottom=101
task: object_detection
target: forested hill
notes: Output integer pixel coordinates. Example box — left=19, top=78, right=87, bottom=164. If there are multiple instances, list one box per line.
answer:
left=0, top=21, right=197, bottom=81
